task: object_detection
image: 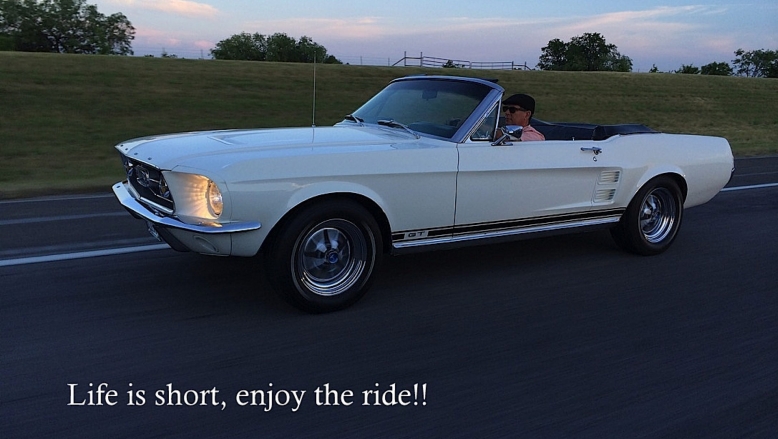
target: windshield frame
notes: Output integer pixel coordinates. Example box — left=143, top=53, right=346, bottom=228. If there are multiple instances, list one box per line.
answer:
left=340, top=76, right=504, bottom=143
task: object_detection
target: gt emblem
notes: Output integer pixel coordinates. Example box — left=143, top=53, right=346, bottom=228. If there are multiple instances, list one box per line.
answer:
left=404, top=231, right=429, bottom=240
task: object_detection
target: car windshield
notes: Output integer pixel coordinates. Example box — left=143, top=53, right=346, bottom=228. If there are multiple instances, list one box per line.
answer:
left=350, top=78, right=492, bottom=140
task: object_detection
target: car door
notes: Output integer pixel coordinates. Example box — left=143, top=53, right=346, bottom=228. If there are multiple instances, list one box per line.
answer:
left=454, top=139, right=620, bottom=235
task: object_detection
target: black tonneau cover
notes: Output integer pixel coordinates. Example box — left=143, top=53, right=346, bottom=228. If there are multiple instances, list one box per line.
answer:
left=532, top=119, right=659, bottom=141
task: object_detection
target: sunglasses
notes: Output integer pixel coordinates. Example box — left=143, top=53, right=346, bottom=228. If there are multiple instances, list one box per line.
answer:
left=503, top=106, right=527, bottom=114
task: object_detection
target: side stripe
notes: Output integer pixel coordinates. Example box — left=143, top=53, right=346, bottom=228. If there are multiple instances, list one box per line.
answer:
left=392, top=209, right=624, bottom=248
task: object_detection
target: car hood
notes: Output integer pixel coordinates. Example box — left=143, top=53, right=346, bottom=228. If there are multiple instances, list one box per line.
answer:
left=115, top=125, right=419, bottom=170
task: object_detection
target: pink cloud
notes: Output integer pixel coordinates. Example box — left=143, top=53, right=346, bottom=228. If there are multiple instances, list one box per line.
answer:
left=109, top=0, right=218, bottom=18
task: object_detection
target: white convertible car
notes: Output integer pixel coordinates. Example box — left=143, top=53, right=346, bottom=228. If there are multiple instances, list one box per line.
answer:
left=113, top=75, right=734, bottom=312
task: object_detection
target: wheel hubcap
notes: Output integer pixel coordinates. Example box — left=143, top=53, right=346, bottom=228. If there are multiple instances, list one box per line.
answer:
left=296, top=220, right=369, bottom=297
left=639, top=188, right=677, bottom=243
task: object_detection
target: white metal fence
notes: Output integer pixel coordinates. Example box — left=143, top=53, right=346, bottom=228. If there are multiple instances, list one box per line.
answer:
left=392, top=52, right=532, bottom=70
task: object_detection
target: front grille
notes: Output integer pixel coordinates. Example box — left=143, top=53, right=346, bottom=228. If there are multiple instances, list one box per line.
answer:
left=120, top=153, right=174, bottom=211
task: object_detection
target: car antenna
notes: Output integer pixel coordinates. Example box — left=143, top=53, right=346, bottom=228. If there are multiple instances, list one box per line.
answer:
left=311, top=57, right=316, bottom=128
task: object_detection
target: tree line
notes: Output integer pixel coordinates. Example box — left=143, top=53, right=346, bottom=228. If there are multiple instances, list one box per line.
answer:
left=537, top=33, right=633, bottom=72
left=418, top=32, right=778, bottom=79
left=537, top=32, right=777, bottom=78
left=209, top=32, right=341, bottom=64
left=0, top=0, right=134, bottom=55
left=0, top=0, right=342, bottom=63
left=669, top=49, right=778, bottom=78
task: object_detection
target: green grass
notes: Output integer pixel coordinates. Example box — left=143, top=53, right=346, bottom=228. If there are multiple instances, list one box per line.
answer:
left=1, top=52, right=776, bottom=198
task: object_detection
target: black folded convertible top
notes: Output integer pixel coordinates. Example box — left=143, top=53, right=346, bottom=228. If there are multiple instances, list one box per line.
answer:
left=531, top=119, right=659, bottom=141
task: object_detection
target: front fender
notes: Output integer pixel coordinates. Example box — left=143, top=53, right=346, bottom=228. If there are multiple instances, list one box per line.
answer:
left=285, top=180, right=392, bottom=225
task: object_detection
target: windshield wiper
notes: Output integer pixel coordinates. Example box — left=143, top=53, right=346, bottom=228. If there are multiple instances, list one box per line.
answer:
left=343, top=114, right=364, bottom=124
left=377, top=119, right=420, bottom=139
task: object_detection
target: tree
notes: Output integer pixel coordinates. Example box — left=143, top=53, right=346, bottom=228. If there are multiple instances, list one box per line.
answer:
left=295, top=35, right=330, bottom=63
left=211, top=32, right=341, bottom=64
left=700, top=61, right=732, bottom=76
left=265, top=32, right=297, bottom=62
left=769, top=62, right=778, bottom=79
left=0, top=0, right=134, bottom=54
left=675, top=64, right=700, bottom=74
left=732, top=48, right=778, bottom=78
left=537, top=38, right=567, bottom=71
left=604, top=51, right=633, bottom=72
left=323, top=55, right=341, bottom=65
left=210, top=32, right=267, bottom=61
left=537, top=33, right=632, bottom=72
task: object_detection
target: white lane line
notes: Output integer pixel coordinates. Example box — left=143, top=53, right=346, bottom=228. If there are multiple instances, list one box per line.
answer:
left=0, top=244, right=170, bottom=267
left=0, top=212, right=127, bottom=226
left=0, top=193, right=114, bottom=204
left=721, top=183, right=778, bottom=192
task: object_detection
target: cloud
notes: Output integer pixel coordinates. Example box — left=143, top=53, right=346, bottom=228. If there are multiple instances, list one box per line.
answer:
left=283, top=6, right=715, bottom=40
left=548, top=6, right=711, bottom=39
left=241, top=17, right=390, bottom=40
left=193, top=40, right=214, bottom=50
left=108, top=0, right=218, bottom=18
left=239, top=5, right=722, bottom=56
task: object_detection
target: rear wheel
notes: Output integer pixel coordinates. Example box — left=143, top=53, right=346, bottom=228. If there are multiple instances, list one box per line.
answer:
left=265, top=200, right=382, bottom=313
left=611, top=176, right=683, bottom=255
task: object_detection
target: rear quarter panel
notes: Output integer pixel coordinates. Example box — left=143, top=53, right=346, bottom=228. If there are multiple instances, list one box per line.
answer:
left=593, top=133, right=733, bottom=208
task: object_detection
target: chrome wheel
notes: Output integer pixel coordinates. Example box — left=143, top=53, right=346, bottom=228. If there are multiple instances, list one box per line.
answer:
left=610, top=176, right=683, bottom=255
left=265, top=199, right=382, bottom=313
left=640, top=188, right=677, bottom=244
left=295, top=220, right=370, bottom=297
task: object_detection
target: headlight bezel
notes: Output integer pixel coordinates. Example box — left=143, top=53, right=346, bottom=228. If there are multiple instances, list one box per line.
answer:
left=161, top=171, right=228, bottom=225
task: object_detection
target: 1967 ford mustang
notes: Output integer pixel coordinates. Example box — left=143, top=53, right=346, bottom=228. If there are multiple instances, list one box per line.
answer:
left=113, top=75, right=734, bottom=312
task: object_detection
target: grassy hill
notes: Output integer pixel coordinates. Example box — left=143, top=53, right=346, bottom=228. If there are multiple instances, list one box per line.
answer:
left=1, top=52, right=776, bottom=198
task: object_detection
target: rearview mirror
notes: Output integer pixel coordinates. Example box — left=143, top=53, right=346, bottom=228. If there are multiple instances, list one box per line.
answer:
left=422, top=89, right=438, bottom=100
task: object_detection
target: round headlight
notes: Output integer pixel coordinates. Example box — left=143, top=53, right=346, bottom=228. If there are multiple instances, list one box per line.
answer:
left=158, top=175, right=171, bottom=200
left=206, top=181, right=223, bottom=217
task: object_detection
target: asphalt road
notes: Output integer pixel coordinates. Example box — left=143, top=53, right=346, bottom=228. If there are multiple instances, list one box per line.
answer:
left=2, top=157, right=777, bottom=438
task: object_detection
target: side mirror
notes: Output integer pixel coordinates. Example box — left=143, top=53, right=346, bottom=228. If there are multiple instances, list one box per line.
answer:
left=491, top=125, right=523, bottom=146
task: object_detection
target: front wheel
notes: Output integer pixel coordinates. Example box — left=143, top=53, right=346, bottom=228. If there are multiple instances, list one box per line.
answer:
left=265, top=200, right=382, bottom=313
left=611, top=176, right=684, bottom=255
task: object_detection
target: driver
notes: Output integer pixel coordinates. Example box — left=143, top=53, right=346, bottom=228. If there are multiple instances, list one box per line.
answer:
left=502, top=93, right=545, bottom=141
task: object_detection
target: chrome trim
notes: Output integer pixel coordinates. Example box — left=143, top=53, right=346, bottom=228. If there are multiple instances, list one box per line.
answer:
left=455, top=89, right=504, bottom=144
left=126, top=183, right=174, bottom=215
left=113, top=182, right=261, bottom=234
left=392, top=215, right=621, bottom=249
left=137, top=196, right=174, bottom=215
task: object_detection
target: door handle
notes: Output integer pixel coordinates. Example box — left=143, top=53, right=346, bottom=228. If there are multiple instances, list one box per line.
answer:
left=581, top=146, right=602, bottom=155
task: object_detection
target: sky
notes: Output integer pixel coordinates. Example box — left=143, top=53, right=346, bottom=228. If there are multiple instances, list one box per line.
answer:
left=95, top=0, right=777, bottom=72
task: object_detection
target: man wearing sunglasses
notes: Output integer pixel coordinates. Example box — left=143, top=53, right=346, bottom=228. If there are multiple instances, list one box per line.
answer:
left=502, top=93, right=545, bottom=141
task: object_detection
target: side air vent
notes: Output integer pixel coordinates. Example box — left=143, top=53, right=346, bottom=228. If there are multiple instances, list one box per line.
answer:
left=594, top=189, right=617, bottom=203
left=599, top=170, right=621, bottom=184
